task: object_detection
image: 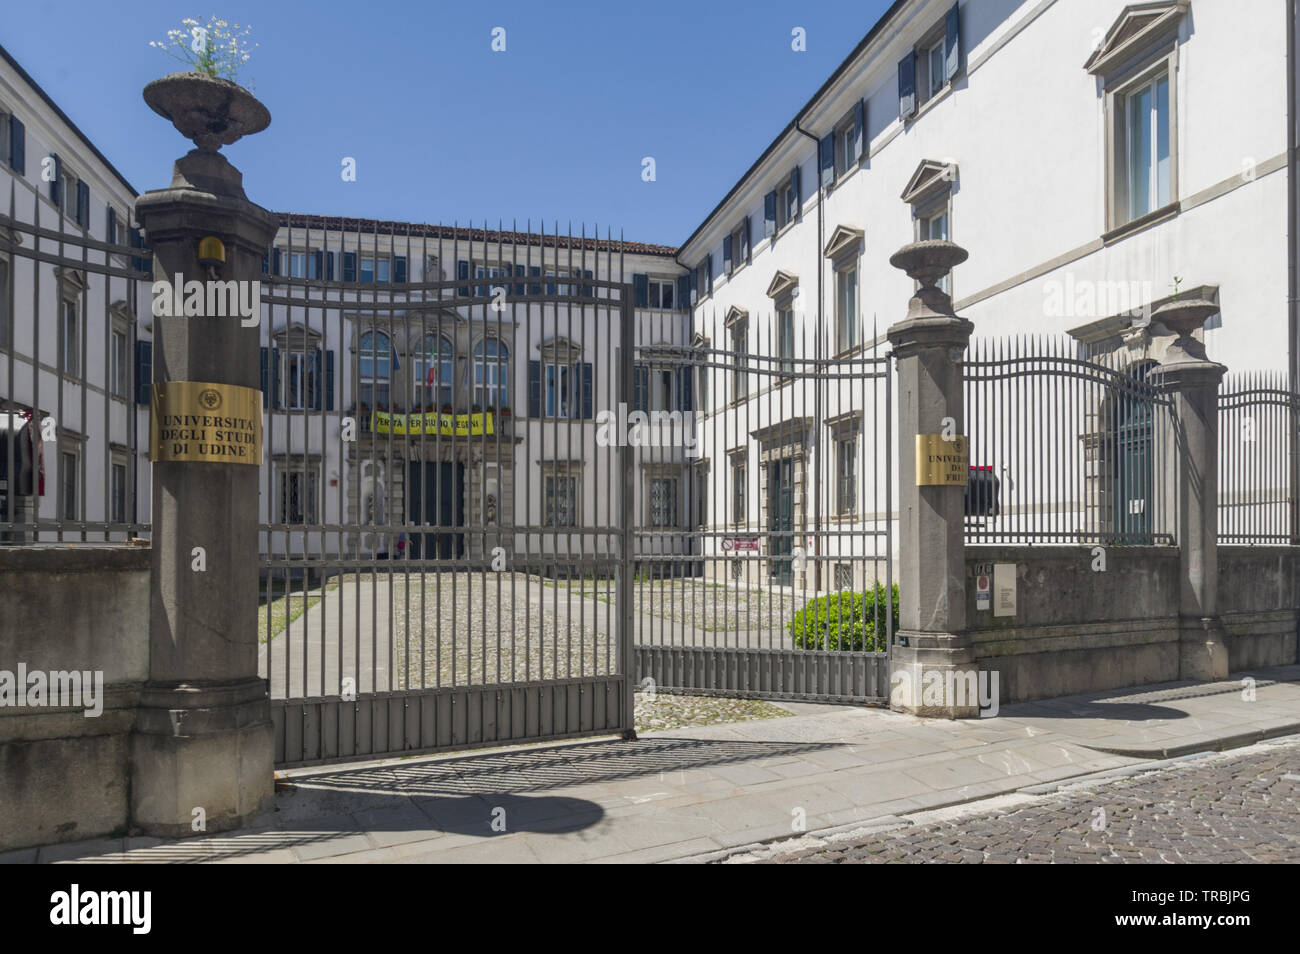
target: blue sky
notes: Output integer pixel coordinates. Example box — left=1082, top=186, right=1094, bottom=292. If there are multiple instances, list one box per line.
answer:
left=4, top=0, right=894, bottom=246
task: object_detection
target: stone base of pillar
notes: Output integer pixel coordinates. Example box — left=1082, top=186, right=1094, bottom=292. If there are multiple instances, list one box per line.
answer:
left=129, top=678, right=274, bottom=837
left=889, top=635, right=982, bottom=719
left=1178, top=616, right=1230, bottom=682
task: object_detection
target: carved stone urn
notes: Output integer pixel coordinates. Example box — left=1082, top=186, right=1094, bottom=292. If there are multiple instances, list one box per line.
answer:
left=1152, top=298, right=1219, bottom=363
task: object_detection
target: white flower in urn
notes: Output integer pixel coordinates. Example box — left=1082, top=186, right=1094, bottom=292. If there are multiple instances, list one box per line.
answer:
left=149, top=14, right=257, bottom=86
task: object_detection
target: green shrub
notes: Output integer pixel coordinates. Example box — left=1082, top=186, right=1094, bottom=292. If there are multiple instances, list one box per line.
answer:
left=788, top=584, right=899, bottom=652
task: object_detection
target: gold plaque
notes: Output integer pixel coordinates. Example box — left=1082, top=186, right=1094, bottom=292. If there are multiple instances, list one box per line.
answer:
left=150, top=381, right=263, bottom=464
left=915, top=434, right=968, bottom=486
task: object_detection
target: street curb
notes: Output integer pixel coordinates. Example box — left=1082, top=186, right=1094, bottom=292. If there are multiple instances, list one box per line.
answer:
left=1079, top=723, right=1300, bottom=760
left=667, top=815, right=912, bottom=865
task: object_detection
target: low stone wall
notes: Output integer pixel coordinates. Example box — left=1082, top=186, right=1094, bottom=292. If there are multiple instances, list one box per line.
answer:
left=1218, top=547, right=1300, bottom=671
left=0, top=546, right=150, bottom=852
left=965, top=545, right=1182, bottom=704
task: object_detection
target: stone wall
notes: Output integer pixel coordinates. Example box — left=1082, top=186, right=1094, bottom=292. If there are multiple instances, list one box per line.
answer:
left=0, top=546, right=150, bottom=851
left=966, top=544, right=1300, bottom=705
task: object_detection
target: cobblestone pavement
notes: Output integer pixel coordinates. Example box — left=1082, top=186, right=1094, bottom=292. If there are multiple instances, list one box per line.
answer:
left=769, top=739, right=1300, bottom=864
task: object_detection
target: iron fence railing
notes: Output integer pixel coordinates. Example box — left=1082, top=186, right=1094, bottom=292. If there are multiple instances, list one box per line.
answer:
left=963, top=335, right=1179, bottom=545
left=1217, top=371, right=1300, bottom=544
left=0, top=177, right=153, bottom=545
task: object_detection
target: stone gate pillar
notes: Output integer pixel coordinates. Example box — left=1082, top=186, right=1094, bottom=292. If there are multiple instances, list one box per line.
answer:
left=129, top=74, right=278, bottom=836
left=887, top=241, right=979, bottom=718
left=1154, top=298, right=1229, bottom=682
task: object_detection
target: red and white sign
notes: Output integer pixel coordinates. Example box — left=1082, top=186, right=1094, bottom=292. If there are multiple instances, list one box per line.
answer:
left=976, top=573, right=991, bottom=610
left=721, top=536, right=760, bottom=553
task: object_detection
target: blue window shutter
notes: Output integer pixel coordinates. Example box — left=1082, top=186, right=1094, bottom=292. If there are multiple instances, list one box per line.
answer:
left=527, top=360, right=541, bottom=417
left=271, top=347, right=281, bottom=409
left=945, top=3, right=961, bottom=81
left=528, top=265, right=541, bottom=295
left=394, top=255, right=407, bottom=283
left=854, top=100, right=866, bottom=162
left=259, top=346, right=270, bottom=408
left=899, top=51, right=917, bottom=119
left=325, top=350, right=335, bottom=411
left=261, top=253, right=269, bottom=275
left=8, top=115, right=24, bottom=175
left=634, top=366, right=649, bottom=412
left=677, top=274, right=690, bottom=311
left=581, top=362, right=593, bottom=419
left=50, top=153, right=61, bottom=206
left=106, top=205, right=116, bottom=244
left=706, top=254, right=713, bottom=294
left=325, top=251, right=335, bottom=281
left=513, top=263, right=525, bottom=296
left=679, top=366, right=692, bottom=411
left=311, top=350, right=323, bottom=410
left=134, top=340, right=152, bottom=405
left=343, top=251, right=356, bottom=282
left=582, top=269, right=594, bottom=297
left=764, top=191, right=777, bottom=237
left=689, top=270, right=697, bottom=306
left=312, top=250, right=323, bottom=280
left=633, top=273, right=648, bottom=308
left=788, top=166, right=801, bottom=223
left=272, top=247, right=281, bottom=276
left=77, top=181, right=89, bottom=227
left=456, top=259, right=469, bottom=296
left=742, top=216, right=751, bottom=263
left=722, top=235, right=733, bottom=274
left=820, top=133, right=835, bottom=188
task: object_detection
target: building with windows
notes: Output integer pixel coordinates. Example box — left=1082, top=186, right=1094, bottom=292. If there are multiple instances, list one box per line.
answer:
left=678, top=0, right=1296, bottom=590
left=0, top=44, right=153, bottom=542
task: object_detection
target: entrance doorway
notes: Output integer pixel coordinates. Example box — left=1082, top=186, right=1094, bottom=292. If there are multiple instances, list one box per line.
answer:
left=407, top=461, right=464, bottom=559
left=768, top=458, right=794, bottom=586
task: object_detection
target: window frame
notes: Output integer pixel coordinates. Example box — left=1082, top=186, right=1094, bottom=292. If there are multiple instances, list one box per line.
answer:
left=473, top=337, right=510, bottom=410
left=277, top=462, right=321, bottom=526
left=731, top=458, right=746, bottom=524
left=356, top=329, right=392, bottom=409
left=59, top=443, right=81, bottom=522
left=647, top=475, right=680, bottom=528
left=110, top=320, right=129, bottom=400
left=833, top=264, right=859, bottom=355
left=647, top=277, right=676, bottom=310
left=1106, top=57, right=1178, bottom=233
left=542, top=464, right=580, bottom=528
left=109, top=450, right=129, bottom=526
left=412, top=333, right=454, bottom=410
left=836, top=435, right=858, bottom=516
left=60, top=294, right=81, bottom=378
left=729, top=318, right=748, bottom=403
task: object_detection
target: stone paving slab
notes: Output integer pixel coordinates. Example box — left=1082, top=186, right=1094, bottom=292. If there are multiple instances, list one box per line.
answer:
left=17, top=665, right=1300, bottom=865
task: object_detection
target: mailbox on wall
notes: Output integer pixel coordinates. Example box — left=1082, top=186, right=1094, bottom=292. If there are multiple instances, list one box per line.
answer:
left=964, top=465, right=1000, bottom=518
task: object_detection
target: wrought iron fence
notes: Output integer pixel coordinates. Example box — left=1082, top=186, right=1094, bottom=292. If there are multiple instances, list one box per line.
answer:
left=0, top=178, right=152, bottom=544
left=1217, top=371, right=1300, bottom=544
left=963, top=335, right=1179, bottom=545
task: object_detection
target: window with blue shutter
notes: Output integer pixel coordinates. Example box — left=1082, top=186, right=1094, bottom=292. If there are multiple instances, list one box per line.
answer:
left=312, top=250, right=323, bottom=280
left=722, top=235, right=733, bottom=275
left=527, top=360, right=541, bottom=417
left=689, top=270, right=697, bottom=307
left=49, top=154, right=61, bottom=206
left=311, top=350, right=323, bottom=410
left=633, top=365, right=649, bottom=412
left=259, top=346, right=270, bottom=408
left=325, top=251, right=335, bottom=281
left=513, top=263, right=525, bottom=296
left=787, top=166, right=801, bottom=224
left=129, top=228, right=151, bottom=274
left=106, top=205, right=116, bottom=245
left=633, top=273, right=648, bottom=308
left=742, top=217, right=751, bottom=264
left=899, top=51, right=917, bottom=119
left=261, top=253, right=269, bottom=275
left=457, top=259, right=469, bottom=296
left=528, top=265, right=541, bottom=295
left=272, top=248, right=281, bottom=276
left=394, top=255, right=407, bottom=283
left=581, top=363, right=593, bottom=419
left=325, top=350, right=335, bottom=411
left=343, top=251, right=357, bottom=282
left=945, top=3, right=961, bottom=81
left=820, top=133, right=835, bottom=189
left=271, top=347, right=281, bottom=409
left=134, top=340, right=152, bottom=405
left=706, top=254, right=713, bottom=295
left=76, top=181, right=89, bottom=227
left=581, top=269, right=594, bottom=297
left=8, top=115, right=24, bottom=175
left=854, top=101, right=866, bottom=162
left=764, top=191, right=777, bottom=238
left=677, top=274, right=690, bottom=311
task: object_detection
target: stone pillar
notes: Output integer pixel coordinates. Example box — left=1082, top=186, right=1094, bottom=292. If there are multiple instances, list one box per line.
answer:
left=1154, top=298, right=1229, bottom=682
left=886, top=241, right=979, bottom=718
left=129, top=74, right=278, bottom=836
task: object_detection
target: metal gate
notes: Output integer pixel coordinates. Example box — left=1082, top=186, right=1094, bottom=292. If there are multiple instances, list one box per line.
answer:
left=260, top=221, right=637, bottom=766
left=629, top=330, right=894, bottom=704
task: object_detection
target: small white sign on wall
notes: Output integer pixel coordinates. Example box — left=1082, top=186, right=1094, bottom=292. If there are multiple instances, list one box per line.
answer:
left=993, top=563, right=1017, bottom=617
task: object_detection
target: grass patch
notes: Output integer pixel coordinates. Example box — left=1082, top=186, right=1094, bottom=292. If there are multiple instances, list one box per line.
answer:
left=258, top=581, right=338, bottom=644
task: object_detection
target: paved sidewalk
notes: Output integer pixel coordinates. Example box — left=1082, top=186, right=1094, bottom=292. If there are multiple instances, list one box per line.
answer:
left=7, top=666, right=1299, bottom=865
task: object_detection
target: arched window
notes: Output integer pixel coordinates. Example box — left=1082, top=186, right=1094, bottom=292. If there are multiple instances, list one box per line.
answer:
left=474, top=338, right=509, bottom=410
left=357, top=329, right=391, bottom=409
left=413, top=334, right=453, bottom=410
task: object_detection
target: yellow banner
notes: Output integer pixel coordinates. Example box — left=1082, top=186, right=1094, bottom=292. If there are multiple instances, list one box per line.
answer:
left=370, top=410, right=496, bottom=437
left=150, top=381, right=263, bottom=464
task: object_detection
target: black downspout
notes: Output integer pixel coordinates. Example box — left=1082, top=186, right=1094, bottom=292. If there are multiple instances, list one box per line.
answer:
left=795, top=123, right=824, bottom=591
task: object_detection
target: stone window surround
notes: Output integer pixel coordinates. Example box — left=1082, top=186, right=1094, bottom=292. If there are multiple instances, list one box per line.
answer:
left=752, top=417, right=810, bottom=587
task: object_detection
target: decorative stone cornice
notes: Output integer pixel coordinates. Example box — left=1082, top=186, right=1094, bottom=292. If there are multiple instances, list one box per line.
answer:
left=1084, top=1, right=1188, bottom=76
